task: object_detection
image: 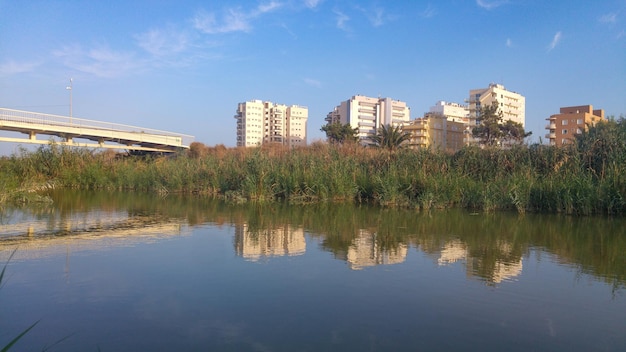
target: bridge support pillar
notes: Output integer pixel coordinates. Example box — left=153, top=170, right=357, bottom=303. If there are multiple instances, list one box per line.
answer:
left=29, top=131, right=37, bottom=140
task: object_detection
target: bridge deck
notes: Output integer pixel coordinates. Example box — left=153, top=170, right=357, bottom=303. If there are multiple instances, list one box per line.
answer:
left=0, top=108, right=194, bottom=152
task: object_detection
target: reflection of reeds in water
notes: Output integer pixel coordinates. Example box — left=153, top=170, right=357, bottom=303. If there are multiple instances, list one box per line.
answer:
left=3, top=194, right=625, bottom=287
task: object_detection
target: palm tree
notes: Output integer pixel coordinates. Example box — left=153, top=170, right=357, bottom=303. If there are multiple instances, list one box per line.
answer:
left=367, top=124, right=411, bottom=151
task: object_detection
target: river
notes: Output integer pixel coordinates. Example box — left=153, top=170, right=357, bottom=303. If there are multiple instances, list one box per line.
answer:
left=1, top=190, right=625, bottom=351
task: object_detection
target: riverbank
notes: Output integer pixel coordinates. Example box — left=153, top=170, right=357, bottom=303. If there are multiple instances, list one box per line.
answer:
left=1, top=119, right=625, bottom=215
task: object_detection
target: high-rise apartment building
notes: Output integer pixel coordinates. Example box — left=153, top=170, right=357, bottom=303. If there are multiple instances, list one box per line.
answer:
left=325, top=95, right=410, bottom=144
left=545, top=105, right=605, bottom=146
left=235, top=100, right=308, bottom=148
left=468, top=83, right=525, bottom=128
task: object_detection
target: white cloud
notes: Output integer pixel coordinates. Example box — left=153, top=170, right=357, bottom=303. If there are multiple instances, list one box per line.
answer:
left=506, top=38, right=513, bottom=48
left=355, top=5, right=396, bottom=27
left=370, top=8, right=385, bottom=27
left=0, top=60, right=40, bottom=76
left=333, top=9, right=350, bottom=31
left=304, top=0, right=322, bottom=9
left=193, top=9, right=251, bottom=34
left=420, top=5, right=437, bottom=19
left=304, top=78, right=321, bottom=88
left=193, top=3, right=282, bottom=35
left=135, top=27, right=189, bottom=56
left=53, top=45, right=142, bottom=78
left=599, top=13, right=617, bottom=24
left=548, top=31, right=562, bottom=51
left=476, top=0, right=508, bottom=10
left=256, top=1, right=282, bottom=14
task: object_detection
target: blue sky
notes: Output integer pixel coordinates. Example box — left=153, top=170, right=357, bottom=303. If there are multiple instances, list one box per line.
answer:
left=1, top=0, right=625, bottom=154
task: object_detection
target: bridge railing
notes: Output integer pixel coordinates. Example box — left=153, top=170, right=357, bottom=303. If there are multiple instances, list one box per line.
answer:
left=0, top=108, right=195, bottom=147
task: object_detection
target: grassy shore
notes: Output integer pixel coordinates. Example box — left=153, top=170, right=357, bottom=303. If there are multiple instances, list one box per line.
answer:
left=1, top=119, right=625, bottom=215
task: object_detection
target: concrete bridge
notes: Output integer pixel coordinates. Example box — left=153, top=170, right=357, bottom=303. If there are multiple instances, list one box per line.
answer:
left=0, top=108, right=194, bottom=153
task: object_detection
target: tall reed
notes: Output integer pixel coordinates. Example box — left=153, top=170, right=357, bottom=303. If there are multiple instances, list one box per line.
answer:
left=2, top=119, right=625, bottom=215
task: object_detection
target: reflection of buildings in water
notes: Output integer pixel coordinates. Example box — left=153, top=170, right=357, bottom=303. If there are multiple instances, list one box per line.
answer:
left=437, top=239, right=523, bottom=283
left=0, top=210, right=188, bottom=262
left=489, top=259, right=523, bottom=283
left=346, top=230, right=407, bottom=270
left=234, top=224, right=306, bottom=261
left=438, top=240, right=467, bottom=265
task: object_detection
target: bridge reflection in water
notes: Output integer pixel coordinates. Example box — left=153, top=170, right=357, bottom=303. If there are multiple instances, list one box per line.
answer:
left=0, top=210, right=188, bottom=261
left=0, top=108, right=194, bottom=153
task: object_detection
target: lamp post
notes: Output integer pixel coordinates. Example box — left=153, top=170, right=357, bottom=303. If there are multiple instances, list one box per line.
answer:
left=66, top=78, right=73, bottom=123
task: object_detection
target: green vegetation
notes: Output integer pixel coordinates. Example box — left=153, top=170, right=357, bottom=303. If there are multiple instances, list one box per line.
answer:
left=1, top=118, right=625, bottom=215
left=320, top=122, right=358, bottom=144
left=472, top=101, right=531, bottom=146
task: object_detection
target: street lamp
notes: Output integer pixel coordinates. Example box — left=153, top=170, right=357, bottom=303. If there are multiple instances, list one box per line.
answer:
left=66, top=78, right=73, bottom=123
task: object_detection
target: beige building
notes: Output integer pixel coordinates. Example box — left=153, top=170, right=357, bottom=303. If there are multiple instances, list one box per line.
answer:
left=403, top=113, right=466, bottom=152
left=235, top=100, right=308, bottom=148
left=325, top=95, right=411, bottom=144
left=545, top=105, right=606, bottom=146
left=468, top=83, right=525, bottom=129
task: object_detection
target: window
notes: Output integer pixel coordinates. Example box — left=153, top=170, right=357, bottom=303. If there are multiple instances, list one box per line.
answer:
left=562, top=120, right=568, bottom=125
left=577, top=119, right=583, bottom=124
left=562, top=129, right=568, bottom=134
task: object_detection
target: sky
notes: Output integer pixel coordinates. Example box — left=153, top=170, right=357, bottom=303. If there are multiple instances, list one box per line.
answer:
left=1, top=0, right=625, bottom=154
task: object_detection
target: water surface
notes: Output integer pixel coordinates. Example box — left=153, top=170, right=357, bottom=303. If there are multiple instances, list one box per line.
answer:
left=1, top=191, right=625, bottom=351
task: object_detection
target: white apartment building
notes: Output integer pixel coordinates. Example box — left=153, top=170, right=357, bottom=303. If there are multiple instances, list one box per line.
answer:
left=325, top=95, right=410, bottom=144
left=468, top=83, right=525, bottom=128
left=429, top=101, right=469, bottom=123
left=235, top=100, right=308, bottom=148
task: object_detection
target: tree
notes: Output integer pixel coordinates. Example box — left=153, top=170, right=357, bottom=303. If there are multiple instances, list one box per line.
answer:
left=472, top=102, right=503, bottom=146
left=321, top=122, right=358, bottom=144
left=501, top=120, right=532, bottom=145
left=575, top=115, right=626, bottom=179
left=367, top=124, right=411, bottom=151
left=472, top=102, right=531, bottom=146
